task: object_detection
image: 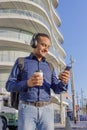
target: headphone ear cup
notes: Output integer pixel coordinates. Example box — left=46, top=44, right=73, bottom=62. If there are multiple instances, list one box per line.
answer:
left=30, top=34, right=38, bottom=48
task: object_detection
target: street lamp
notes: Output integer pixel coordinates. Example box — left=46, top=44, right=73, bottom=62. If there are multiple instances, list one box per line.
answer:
left=70, top=55, right=77, bottom=123
left=58, top=64, right=63, bottom=124
left=86, top=100, right=87, bottom=114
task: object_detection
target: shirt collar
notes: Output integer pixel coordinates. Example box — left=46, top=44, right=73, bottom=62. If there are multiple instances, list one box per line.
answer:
left=29, top=53, right=46, bottom=62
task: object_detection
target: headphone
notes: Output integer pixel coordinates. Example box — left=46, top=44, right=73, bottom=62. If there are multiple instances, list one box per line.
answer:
left=30, top=33, right=50, bottom=48
left=30, top=33, right=38, bottom=48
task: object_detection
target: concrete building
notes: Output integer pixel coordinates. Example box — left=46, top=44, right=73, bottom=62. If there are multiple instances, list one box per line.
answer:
left=0, top=0, right=68, bottom=125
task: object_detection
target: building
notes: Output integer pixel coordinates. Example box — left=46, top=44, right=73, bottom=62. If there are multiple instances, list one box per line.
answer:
left=0, top=0, right=68, bottom=125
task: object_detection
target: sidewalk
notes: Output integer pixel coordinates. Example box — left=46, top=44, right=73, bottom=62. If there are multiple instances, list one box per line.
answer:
left=55, top=119, right=87, bottom=130
left=0, top=117, right=2, bottom=130
left=70, top=121, right=87, bottom=128
left=54, top=123, right=65, bottom=129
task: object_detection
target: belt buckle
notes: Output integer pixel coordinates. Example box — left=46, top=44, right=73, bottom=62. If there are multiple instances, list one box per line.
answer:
left=35, top=102, right=41, bottom=107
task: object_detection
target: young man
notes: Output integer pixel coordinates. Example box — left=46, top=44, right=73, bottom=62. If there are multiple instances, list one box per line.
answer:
left=6, top=33, right=70, bottom=130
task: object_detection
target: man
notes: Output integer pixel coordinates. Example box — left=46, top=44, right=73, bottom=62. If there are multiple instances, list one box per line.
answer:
left=6, top=33, right=70, bottom=130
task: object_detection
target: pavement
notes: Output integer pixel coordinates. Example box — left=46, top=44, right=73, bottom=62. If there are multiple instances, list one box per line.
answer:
left=0, top=117, right=2, bottom=130
left=0, top=116, right=87, bottom=130
left=55, top=117, right=87, bottom=130
left=70, top=121, right=87, bottom=128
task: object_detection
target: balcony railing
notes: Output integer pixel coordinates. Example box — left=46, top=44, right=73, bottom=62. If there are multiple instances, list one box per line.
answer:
left=0, top=27, right=65, bottom=62
left=0, top=9, right=51, bottom=32
left=29, top=0, right=50, bottom=17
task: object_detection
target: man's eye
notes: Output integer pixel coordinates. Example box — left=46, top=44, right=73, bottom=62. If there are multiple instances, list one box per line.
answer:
left=39, top=42, right=50, bottom=49
left=41, top=43, right=44, bottom=46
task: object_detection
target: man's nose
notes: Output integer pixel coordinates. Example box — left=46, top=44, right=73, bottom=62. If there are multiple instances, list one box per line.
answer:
left=44, top=46, right=49, bottom=52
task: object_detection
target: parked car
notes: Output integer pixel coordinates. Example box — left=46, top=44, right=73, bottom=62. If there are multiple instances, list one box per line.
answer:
left=0, top=95, right=18, bottom=130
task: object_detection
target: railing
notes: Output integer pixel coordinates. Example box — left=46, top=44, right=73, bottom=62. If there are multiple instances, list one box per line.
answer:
left=29, top=0, right=50, bottom=17
left=0, top=28, right=32, bottom=44
left=0, top=50, right=29, bottom=62
left=0, top=28, right=62, bottom=61
left=0, top=9, right=50, bottom=32
left=0, top=9, right=51, bottom=50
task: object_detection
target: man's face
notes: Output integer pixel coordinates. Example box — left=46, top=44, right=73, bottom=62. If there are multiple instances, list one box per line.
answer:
left=34, top=36, right=51, bottom=58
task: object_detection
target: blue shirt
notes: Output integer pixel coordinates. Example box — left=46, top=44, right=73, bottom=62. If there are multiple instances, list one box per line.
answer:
left=6, top=53, right=68, bottom=102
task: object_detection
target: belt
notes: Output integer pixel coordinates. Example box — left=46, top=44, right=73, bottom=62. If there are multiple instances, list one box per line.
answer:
left=19, top=100, right=51, bottom=107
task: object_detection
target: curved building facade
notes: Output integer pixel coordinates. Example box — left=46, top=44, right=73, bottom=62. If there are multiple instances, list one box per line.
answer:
left=0, top=0, right=66, bottom=93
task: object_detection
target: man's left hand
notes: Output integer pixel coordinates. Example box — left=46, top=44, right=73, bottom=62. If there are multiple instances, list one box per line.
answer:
left=58, top=70, right=70, bottom=84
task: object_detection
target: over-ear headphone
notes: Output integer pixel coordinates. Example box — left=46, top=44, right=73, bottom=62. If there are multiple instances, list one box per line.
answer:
left=30, top=33, right=50, bottom=48
left=30, top=33, right=38, bottom=48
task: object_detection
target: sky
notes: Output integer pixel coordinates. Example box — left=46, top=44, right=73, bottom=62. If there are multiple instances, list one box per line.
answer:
left=57, top=0, right=87, bottom=101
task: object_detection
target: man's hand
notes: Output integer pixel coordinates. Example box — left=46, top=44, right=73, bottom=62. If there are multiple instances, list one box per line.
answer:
left=27, top=72, right=43, bottom=87
left=58, top=70, right=70, bottom=84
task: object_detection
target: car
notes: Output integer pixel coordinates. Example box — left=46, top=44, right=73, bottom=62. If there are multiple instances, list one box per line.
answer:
left=0, top=95, right=18, bottom=130
left=0, top=106, right=18, bottom=130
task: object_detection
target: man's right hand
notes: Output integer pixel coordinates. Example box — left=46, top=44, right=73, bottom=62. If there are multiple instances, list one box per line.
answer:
left=27, top=72, right=43, bottom=87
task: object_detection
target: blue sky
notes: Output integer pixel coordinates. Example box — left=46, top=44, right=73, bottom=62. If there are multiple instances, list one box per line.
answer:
left=57, top=0, right=87, bottom=101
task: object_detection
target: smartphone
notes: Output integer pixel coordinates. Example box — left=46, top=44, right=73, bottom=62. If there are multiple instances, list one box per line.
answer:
left=65, top=66, right=72, bottom=71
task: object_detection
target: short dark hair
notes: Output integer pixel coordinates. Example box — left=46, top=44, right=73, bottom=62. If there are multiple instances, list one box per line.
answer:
left=35, top=33, right=50, bottom=41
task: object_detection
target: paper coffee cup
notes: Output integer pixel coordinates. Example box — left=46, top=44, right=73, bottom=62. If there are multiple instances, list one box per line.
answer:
left=34, top=70, right=43, bottom=77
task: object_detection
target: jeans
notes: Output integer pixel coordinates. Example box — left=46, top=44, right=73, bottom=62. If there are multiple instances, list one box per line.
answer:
left=18, top=103, right=54, bottom=130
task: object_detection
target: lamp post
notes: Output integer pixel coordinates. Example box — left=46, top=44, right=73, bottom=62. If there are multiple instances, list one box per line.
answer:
left=70, top=55, right=77, bottom=123
left=81, top=88, right=84, bottom=114
left=58, top=64, right=63, bottom=124
left=86, top=100, right=87, bottom=114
